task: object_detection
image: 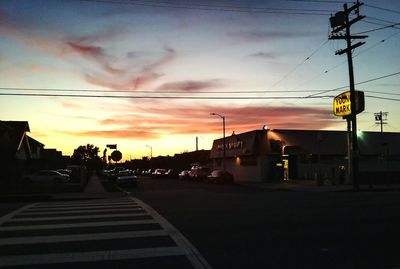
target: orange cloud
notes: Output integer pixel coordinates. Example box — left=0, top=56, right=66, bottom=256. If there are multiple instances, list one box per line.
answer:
left=64, top=104, right=337, bottom=140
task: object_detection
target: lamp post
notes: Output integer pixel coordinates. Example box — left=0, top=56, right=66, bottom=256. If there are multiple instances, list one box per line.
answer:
left=145, top=145, right=152, bottom=159
left=210, top=112, right=226, bottom=171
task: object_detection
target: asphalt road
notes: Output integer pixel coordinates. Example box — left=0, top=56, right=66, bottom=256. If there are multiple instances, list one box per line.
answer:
left=127, top=178, right=400, bottom=269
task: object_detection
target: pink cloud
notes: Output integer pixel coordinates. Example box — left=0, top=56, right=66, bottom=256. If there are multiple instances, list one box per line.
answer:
left=66, top=42, right=105, bottom=59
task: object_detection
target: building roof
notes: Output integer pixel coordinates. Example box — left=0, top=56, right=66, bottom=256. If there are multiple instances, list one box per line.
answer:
left=0, top=121, right=30, bottom=152
left=27, top=135, right=45, bottom=148
left=210, top=128, right=400, bottom=158
left=273, top=129, right=400, bottom=155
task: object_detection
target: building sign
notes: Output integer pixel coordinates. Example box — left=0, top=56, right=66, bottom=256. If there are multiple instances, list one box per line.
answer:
left=217, top=140, right=244, bottom=151
left=333, top=91, right=365, bottom=117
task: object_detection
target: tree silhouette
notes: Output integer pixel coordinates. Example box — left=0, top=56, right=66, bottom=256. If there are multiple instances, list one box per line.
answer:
left=71, top=144, right=103, bottom=172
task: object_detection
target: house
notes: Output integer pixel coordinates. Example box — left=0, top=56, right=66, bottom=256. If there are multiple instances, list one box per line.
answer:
left=0, top=121, right=44, bottom=183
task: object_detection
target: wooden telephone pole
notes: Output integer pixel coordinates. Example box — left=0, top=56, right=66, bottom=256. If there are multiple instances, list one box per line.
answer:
left=329, top=0, right=367, bottom=190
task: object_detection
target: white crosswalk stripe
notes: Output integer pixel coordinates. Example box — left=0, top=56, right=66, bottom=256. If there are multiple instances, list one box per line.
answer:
left=0, top=197, right=212, bottom=269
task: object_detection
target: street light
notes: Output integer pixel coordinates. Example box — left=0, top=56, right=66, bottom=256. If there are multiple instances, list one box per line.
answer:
left=145, top=145, right=152, bottom=159
left=210, top=112, right=226, bottom=171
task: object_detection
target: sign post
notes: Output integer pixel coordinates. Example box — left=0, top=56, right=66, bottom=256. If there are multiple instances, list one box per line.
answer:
left=333, top=90, right=364, bottom=188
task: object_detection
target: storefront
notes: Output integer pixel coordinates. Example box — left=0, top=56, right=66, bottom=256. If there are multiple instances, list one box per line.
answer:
left=210, top=129, right=400, bottom=183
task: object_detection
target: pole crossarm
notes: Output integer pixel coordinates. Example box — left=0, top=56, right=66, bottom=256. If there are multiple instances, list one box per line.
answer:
left=332, top=15, right=366, bottom=33
left=335, top=42, right=366, bottom=55
left=329, top=35, right=368, bottom=40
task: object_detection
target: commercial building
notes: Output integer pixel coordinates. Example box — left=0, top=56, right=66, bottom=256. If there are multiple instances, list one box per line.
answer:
left=210, top=129, right=400, bottom=184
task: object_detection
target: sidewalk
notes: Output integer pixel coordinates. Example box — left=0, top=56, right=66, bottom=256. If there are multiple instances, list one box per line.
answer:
left=52, top=174, right=123, bottom=200
left=0, top=175, right=124, bottom=202
left=239, top=179, right=400, bottom=192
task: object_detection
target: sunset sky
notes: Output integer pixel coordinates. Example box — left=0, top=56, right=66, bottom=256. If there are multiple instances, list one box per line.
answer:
left=1, top=0, right=399, bottom=160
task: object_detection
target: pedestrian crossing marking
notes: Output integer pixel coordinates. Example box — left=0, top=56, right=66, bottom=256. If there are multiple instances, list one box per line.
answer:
left=7, top=212, right=149, bottom=222
left=0, top=219, right=156, bottom=231
left=0, top=230, right=168, bottom=245
left=0, top=197, right=212, bottom=269
left=0, top=247, right=185, bottom=266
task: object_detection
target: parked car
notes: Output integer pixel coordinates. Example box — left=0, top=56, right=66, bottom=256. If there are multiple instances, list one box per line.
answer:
left=178, top=170, right=191, bottom=180
left=56, top=169, right=72, bottom=176
left=207, top=170, right=234, bottom=184
left=22, top=170, right=70, bottom=184
left=115, top=174, right=138, bottom=188
left=165, top=169, right=178, bottom=178
left=190, top=166, right=211, bottom=181
left=152, top=169, right=167, bottom=178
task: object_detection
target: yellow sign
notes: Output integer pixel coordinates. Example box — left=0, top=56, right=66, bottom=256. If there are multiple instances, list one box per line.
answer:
left=333, top=91, right=351, bottom=117
left=333, top=91, right=365, bottom=117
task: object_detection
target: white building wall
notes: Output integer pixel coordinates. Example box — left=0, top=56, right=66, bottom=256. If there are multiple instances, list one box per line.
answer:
left=219, top=156, right=271, bottom=182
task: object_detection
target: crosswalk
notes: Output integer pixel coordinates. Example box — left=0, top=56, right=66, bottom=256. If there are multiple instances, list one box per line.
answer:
left=0, top=197, right=211, bottom=269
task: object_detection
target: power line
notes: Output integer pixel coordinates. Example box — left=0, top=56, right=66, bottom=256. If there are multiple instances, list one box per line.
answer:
left=80, top=0, right=331, bottom=15
left=364, top=4, right=400, bottom=15
left=285, top=0, right=350, bottom=3
left=0, top=87, right=334, bottom=94
left=306, top=71, right=400, bottom=97
left=130, top=0, right=335, bottom=13
left=0, top=87, right=397, bottom=97
left=365, top=90, right=400, bottom=96
left=267, top=39, right=329, bottom=90
left=288, top=29, right=400, bottom=93
left=3, top=91, right=399, bottom=102
left=366, top=95, right=400, bottom=102
left=0, top=92, right=334, bottom=99
left=354, top=23, right=400, bottom=35
left=367, top=16, right=400, bottom=25
left=353, top=31, right=400, bottom=58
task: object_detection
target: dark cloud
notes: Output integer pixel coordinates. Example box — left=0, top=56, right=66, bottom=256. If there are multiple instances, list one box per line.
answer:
left=248, top=52, right=277, bottom=59
left=84, top=47, right=175, bottom=90
left=227, top=30, right=318, bottom=42
left=156, top=80, right=223, bottom=92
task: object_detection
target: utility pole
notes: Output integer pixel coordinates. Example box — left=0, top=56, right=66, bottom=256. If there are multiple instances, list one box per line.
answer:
left=375, top=111, right=388, bottom=133
left=329, top=0, right=367, bottom=190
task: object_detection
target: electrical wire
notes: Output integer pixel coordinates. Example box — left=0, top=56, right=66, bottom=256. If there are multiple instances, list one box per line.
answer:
left=3, top=91, right=399, bottom=101
left=286, top=29, right=400, bottom=93
left=129, top=0, right=335, bottom=13
left=354, top=23, right=400, bottom=35
left=80, top=0, right=331, bottom=15
left=367, top=16, right=400, bottom=25
left=353, top=31, right=400, bottom=58
left=364, top=4, right=400, bottom=15
left=306, top=71, right=400, bottom=97
left=267, top=39, right=329, bottom=90
left=2, top=69, right=399, bottom=101
left=0, top=87, right=336, bottom=94
left=0, top=92, right=335, bottom=99
left=1, top=87, right=397, bottom=97
left=366, top=95, right=400, bottom=102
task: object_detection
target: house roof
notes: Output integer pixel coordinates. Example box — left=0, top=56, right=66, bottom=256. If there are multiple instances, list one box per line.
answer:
left=0, top=121, right=30, bottom=152
left=27, top=135, right=45, bottom=147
